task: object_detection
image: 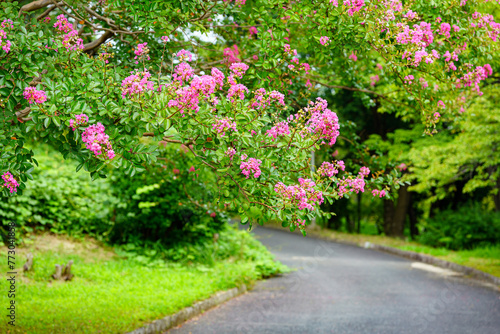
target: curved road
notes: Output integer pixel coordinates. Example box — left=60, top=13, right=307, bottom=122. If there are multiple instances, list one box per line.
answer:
left=169, top=226, right=500, bottom=334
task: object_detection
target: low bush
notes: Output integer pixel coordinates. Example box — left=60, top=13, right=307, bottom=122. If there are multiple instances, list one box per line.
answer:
left=417, top=202, right=500, bottom=250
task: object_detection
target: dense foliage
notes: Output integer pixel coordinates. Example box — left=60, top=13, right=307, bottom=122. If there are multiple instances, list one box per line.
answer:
left=1, top=0, right=499, bottom=236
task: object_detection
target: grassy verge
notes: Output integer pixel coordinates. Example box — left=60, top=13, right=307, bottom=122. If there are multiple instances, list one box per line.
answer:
left=267, top=223, right=500, bottom=278
left=0, top=228, right=287, bottom=334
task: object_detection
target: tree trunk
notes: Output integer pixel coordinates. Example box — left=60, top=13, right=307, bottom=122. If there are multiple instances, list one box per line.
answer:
left=408, top=192, right=419, bottom=239
left=383, top=186, right=410, bottom=237
left=494, top=178, right=500, bottom=212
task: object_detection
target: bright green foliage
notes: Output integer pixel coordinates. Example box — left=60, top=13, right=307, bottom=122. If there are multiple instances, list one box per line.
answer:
left=417, top=201, right=500, bottom=250
left=408, top=86, right=500, bottom=205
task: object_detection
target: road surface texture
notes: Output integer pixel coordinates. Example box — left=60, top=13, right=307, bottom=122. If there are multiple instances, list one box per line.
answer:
left=168, top=226, right=500, bottom=334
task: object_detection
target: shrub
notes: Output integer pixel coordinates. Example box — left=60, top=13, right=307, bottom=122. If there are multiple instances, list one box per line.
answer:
left=418, top=202, right=500, bottom=250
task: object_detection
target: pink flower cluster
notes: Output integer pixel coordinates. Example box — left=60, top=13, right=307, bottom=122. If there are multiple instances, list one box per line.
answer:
left=168, top=86, right=200, bottom=115
left=226, top=147, right=236, bottom=159
left=161, top=36, right=169, bottom=43
left=81, top=123, right=115, bottom=160
left=176, top=49, right=193, bottom=62
left=318, top=160, right=345, bottom=177
left=396, top=22, right=434, bottom=48
left=456, top=64, right=492, bottom=95
left=211, top=67, right=225, bottom=88
left=0, top=19, right=13, bottom=54
left=173, top=62, right=194, bottom=85
left=370, top=75, right=380, bottom=86
left=191, top=75, right=217, bottom=96
left=305, top=98, right=340, bottom=146
left=121, top=70, right=154, bottom=98
left=224, top=45, right=240, bottom=63
left=62, top=30, right=84, bottom=51
left=23, top=87, right=47, bottom=104
left=274, top=178, right=324, bottom=210
left=471, top=12, right=500, bottom=42
left=344, top=0, right=365, bottom=16
left=266, top=121, right=290, bottom=139
left=294, top=218, right=306, bottom=229
left=212, top=117, right=237, bottom=137
left=69, top=113, right=89, bottom=131
left=348, top=52, right=357, bottom=61
left=251, top=89, right=285, bottom=109
left=320, top=36, right=330, bottom=46
left=2, top=172, right=19, bottom=193
left=372, top=189, right=387, bottom=198
left=134, top=42, right=150, bottom=64
left=240, top=156, right=262, bottom=178
left=53, top=15, right=83, bottom=52
left=228, top=84, right=249, bottom=102
left=53, top=14, right=73, bottom=33
left=249, top=26, right=258, bottom=36
left=229, top=63, right=249, bottom=78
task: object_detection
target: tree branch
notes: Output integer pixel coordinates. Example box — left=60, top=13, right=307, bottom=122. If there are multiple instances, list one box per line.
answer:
left=19, top=0, right=53, bottom=15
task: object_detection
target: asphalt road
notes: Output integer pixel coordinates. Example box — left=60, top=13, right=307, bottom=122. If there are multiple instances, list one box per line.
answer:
left=168, top=226, right=500, bottom=334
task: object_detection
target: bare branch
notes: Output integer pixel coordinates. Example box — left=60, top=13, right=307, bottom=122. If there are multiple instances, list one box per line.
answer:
left=83, top=30, right=114, bottom=53
left=36, top=3, right=62, bottom=21
left=19, top=0, right=53, bottom=16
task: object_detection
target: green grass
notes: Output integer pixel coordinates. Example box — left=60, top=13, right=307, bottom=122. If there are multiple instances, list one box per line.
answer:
left=0, top=232, right=286, bottom=333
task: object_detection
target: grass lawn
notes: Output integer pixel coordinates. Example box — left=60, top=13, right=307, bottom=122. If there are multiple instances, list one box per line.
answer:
left=267, top=223, right=500, bottom=278
left=0, top=233, right=285, bottom=333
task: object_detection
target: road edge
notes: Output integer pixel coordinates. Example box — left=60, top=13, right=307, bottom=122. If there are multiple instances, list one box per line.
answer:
left=364, top=242, right=500, bottom=286
left=127, top=285, right=247, bottom=334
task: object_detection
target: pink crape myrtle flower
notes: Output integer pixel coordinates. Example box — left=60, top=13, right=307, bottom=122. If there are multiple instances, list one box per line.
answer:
left=344, top=0, right=365, bottom=16
left=370, top=75, right=380, bottom=86
left=121, top=70, right=155, bottom=98
left=266, top=121, right=290, bottom=139
left=173, top=62, right=194, bottom=85
left=305, top=98, right=340, bottom=146
left=359, top=166, right=370, bottom=177
left=212, top=117, right=237, bottom=137
left=191, top=75, right=217, bottom=96
left=53, top=14, right=73, bottom=33
left=274, top=178, right=324, bottom=210
left=320, top=36, right=330, bottom=46
left=69, top=114, right=89, bottom=131
left=227, top=84, right=249, bottom=102
left=161, top=36, right=169, bottom=43
left=226, top=147, right=236, bottom=159
left=23, top=87, right=47, bottom=104
left=189, top=166, right=196, bottom=172
left=224, top=45, right=240, bottom=63
left=229, top=62, right=249, bottom=78
left=81, top=123, right=115, bottom=160
left=176, top=49, right=193, bottom=62
left=2, top=172, right=19, bottom=193
left=372, top=189, right=387, bottom=198
left=348, top=52, right=357, bottom=61
left=318, top=160, right=345, bottom=177
left=134, top=42, right=150, bottom=63
left=437, top=100, right=446, bottom=109
left=397, top=163, right=407, bottom=171
left=240, top=157, right=262, bottom=178
left=249, top=26, right=258, bottom=36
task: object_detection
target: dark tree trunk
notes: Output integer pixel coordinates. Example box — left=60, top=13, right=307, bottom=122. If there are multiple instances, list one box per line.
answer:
left=408, top=192, right=419, bottom=238
left=494, top=178, right=500, bottom=212
left=383, top=186, right=410, bottom=237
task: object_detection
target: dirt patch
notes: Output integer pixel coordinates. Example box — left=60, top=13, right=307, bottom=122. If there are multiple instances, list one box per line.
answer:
left=1, top=233, right=118, bottom=265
